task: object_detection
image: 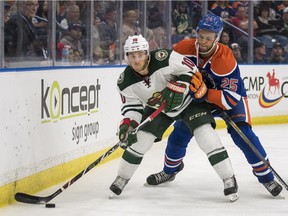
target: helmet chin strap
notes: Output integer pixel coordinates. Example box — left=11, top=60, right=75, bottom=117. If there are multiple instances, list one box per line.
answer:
left=196, top=30, right=222, bottom=56
left=197, top=37, right=219, bottom=56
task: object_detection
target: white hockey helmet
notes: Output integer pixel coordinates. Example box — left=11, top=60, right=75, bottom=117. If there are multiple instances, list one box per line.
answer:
left=124, top=34, right=149, bottom=63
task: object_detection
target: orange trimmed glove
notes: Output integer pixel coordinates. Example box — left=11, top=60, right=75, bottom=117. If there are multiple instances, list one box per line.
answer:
left=189, top=71, right=208, bottom=102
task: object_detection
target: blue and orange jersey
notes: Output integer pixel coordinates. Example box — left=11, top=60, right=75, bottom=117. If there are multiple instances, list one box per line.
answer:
left=173, top=38, right=247, bottom=110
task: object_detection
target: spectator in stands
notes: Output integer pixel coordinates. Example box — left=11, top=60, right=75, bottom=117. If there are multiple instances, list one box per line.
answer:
left=279, top=7, right=288, bottom=37
left=57, top=0, right=77, bottom=23
left=147, top=3, right=163, bottom=29
left=253, top=41, right=268, bottom=63
left=56, top=1, right=66, bottom=23
left=93, top=1, right=106, bottom=21
left=171, top=1, right=195, bottom=44
left=269, top=42, right=287, bottom=63
left=60, top=3, right=80, bottom=31
left=220, top=28, right=232, bottom=46
left=277, top=0, right=288, bottom=15
left=255, top=4, right=288, bottom=52
left=32, top=0, right=48, bottom=50
left=211, top=0, right=236, bottom=23
left=92, top=16, right=104, bottom=65
left=122, top=9, right=140, bottom=40
left=232, top=0, right=248, bottom=11
left=98, top=5, right=118, bottom=64
left=232, top=5, right=258, bottom=39
left=189, top=1, right=202, bottom=30
left=258, top=1, right=279, bottom=21
left=33, top=0, right=48, bottom=28
left=122, top=9, right=154, bottom=48
left=172, top=1, right=193, bottom=35
left=4, top=0, right=47, bottom=62
left=149, top=26, right=167, bottom=50
left=147, top=2, right=166, bottom=50
left=231, top=5, right=258, bottom=61
left=230, top=43, right=245, bottom=63
left=77, top=1, right=88, bottom=25
left=57, top=21, right=84, bottom=63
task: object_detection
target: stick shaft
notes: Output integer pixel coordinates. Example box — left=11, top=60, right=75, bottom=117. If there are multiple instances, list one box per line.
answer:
left=15, top=102, right=166, bottom=204
left=220, top=110, right=288, bottom=190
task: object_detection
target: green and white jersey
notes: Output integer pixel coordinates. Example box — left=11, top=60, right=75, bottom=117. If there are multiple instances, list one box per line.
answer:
left=117, top=49, right=196, bottom=123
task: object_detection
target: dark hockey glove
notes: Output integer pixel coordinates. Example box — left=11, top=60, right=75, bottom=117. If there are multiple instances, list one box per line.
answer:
left=201, top=70, right=216, bottom=89
left=118, top=118, right=139, bottom=149
left=147, top=81, right=186, bottom=112
left=189, top=71, right=208, bottom=103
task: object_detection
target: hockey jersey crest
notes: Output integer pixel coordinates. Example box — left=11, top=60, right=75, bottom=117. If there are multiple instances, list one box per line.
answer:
left=154, top=50, right=169, bottom=61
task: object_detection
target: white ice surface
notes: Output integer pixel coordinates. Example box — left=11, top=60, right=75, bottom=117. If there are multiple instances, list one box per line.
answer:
left=1, top=124, right=288, bottom=216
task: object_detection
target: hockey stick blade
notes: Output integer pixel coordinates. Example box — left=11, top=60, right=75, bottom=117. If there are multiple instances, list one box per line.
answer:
left=15, top=102, right=166, bottom=204
left=15, top=142, right=121, bottom=204
left=14, top=192, right=54, bottom=204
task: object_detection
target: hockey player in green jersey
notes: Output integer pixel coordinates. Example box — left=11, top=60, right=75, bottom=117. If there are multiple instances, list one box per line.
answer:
left=109, top=34, right=239, bottom=202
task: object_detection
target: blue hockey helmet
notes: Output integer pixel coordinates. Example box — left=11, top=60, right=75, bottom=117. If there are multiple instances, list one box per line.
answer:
left=196, top=13, right=223, bottom=39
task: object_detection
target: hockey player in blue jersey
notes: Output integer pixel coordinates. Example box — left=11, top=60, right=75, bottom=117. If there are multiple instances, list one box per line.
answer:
left=146, top=14, right=283, bottom=197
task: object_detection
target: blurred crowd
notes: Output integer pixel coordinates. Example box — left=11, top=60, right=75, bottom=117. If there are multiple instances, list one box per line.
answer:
left=213, top=0, right=288, bottom=63
left=171, top=0, right=288, bottom=64
left=3, top=0, right=288, bottom=68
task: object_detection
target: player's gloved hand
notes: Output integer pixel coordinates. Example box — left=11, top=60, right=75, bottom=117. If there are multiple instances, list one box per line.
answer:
left=201, top=70, right=216, bottom=89
left=118, top=118, right=139, bottom=149
left=189, top=71, right=208, bottom=102
left=147, top=81, right=186, bottom=112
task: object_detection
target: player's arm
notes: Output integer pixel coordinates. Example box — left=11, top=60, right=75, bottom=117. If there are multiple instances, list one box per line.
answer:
left=206, top=85, right=242, bottom=110
left=191, top=47, right=243, bottom=110
left=119, top=90, right=143, bottom=123
left=147, top=50, right=197, bottom=113
left=117, top=89, right=144, bottom=146
left=206, top=67, right=243, bottom=110
left=169, top=50, right=199, bottom=84
left=189, top=69, right=242, bottom=110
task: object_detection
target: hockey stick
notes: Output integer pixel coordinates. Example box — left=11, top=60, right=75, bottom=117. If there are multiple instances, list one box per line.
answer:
left=219, top=110, right=288, bottom=190
left=15, top=101, right=167, bottom=204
